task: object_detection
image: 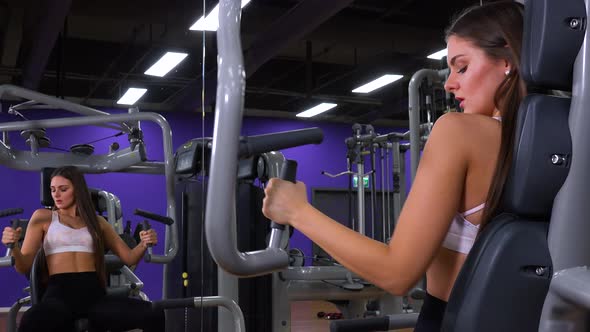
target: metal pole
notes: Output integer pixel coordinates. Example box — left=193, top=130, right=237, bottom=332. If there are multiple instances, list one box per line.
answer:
left=370, top=143, right=377, bottom=239
left=357, top=162, right=365, bottom=235
left=408, top=69, right=447, bottom=181
left=539, top=0, right=590, bottom=329
left=380, top=146, right=386, bottom=242
left=385, top=145, right=392, bottom=238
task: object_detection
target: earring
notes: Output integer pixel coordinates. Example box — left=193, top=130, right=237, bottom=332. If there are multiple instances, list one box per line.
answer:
left=505, top=69, right=511, bottom=76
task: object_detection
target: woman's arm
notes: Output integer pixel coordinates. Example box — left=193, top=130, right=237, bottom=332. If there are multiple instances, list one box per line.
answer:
left=5, top=209, right=49, bottom=275
left=100, top=217, right=157, bottom=267
left=263, top=113, right=469, bottom=295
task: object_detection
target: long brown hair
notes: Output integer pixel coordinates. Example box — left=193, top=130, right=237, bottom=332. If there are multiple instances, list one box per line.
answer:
left=51, top=166, right=106, bottom=286
left=446, top=1, right=526, bottom=230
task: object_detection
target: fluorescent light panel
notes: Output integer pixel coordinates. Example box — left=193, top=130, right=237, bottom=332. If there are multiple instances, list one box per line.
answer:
left=427, top=49, right=447, bottom=60
left=117, top=88, right=147, bottom=105
left=352, top=74, right=403, bottom=93
left=189, top=0, right=252, bottom=31
left=296, top=103, right=337, bottom=118
left=145, top=52, right=188, bottom=77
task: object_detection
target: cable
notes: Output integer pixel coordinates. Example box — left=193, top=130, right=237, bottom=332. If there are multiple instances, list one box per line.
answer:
left=45, top=146, right=70, bottom=152
left=81, top=132, right=124, bottom=145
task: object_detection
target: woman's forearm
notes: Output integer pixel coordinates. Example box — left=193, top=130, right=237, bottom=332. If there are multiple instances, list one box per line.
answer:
left=291, top=204, right=413, bottom=295
left=11, top=247, right=32, bottom=275
left=125, top=245, right=148, bottom=266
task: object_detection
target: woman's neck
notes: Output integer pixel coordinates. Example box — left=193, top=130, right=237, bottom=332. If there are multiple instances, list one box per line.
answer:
left=57, top=206, right=77, bottom=217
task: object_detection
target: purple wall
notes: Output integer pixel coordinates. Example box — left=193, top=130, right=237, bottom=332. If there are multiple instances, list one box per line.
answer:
left=0, top=108, right=410, bottom=307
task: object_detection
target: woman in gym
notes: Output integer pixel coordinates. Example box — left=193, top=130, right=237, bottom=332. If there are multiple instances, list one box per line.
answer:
left=1, top=165, right=165, bottom=332
left=262, top=1, right=525, bottom=330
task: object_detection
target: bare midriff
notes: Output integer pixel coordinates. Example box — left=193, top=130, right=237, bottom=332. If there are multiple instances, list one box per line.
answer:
left=46, top=252, right=96, bottom=275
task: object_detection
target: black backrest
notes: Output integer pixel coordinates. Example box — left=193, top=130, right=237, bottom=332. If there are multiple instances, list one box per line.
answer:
left=442, top=96, right=571, bottom=331
left=521, top=0, right=585, bottom=90
left=442, top=0, right=584, bottom=330
left=40, top=167, right=55, bottom=207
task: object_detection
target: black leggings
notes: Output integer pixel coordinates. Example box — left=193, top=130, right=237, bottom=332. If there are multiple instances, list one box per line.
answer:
left=18, top=272, right=164, bottom=332
left=414, top=292, right=447, bottom=332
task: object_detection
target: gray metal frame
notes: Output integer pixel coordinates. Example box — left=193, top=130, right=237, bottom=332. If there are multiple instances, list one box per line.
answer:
left=539, top=0, right=590, bottom=329
left=205, top=0, right=289, bottom=277
left=407, top=68, right=448, bottom=181
left=97, top=190, right=124, bottom=233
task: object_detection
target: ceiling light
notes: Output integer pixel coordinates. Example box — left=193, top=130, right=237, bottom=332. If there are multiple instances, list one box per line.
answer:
left=352, top=74, right=403, bottom=94
left=144, top=52, right=188, bottom=77
left=296, top=103, right=337, bottom=118
left=117, top=88, right=147, bottom=105
left=427, top=49, right=447, bottom=60
left=189, top=0, right=252, bottom=32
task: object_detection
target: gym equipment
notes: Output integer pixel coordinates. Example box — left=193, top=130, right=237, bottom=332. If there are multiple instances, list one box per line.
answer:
left=166, top=150, right=272, bottom=332
left=0, top=84, right=249, bottom=331
left=1, top=208, right=25, bottom=267
left=1, top=208, right=24, bottom=250
left=0, top=85, right=178, bottom=271
left=208, top=0, right=590, bottom=331
left=408, top=68, right=449, bottom=181
left=205, top=1, right=416, bottom=330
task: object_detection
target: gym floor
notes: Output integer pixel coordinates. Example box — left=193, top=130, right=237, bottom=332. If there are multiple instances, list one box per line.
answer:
left=0, top=302, right=414, bottom=332
left=291, top=301, right=414, bottom=332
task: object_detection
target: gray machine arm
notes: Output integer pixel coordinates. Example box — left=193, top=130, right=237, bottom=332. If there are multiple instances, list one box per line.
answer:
left=550, top=267, right=590, bottom=309
left=0, top=84, right=130, bottom=132
left=205, top=0, right=325, bottom=277
left=205, top=0, right=288, bottom=277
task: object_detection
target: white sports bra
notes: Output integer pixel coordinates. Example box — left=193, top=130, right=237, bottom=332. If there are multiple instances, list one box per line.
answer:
left=441, top=116, right=500, bottom=254
left=43, top=211, right=94, bottom=256
left=441, top=203, right=483, bottom=254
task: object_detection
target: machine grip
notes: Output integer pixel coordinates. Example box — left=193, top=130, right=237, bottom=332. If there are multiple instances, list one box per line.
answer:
left=134, top=209, right=174, bottom=225
left=330, top=316, right=390, bottom=332
left=6, top=219, right=22, bottom=249
left=140, top=220, right=153, bottom=247
left=239, top=128, right=324, bottom=158
left=0, top=208, right=23, bottom=218
left=270, top=160, right=298, bottom=232
left=140, top=220, right=153, bottom=262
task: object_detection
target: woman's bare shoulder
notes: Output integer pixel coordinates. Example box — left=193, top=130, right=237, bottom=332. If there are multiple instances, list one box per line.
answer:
left=28, top=208, right=52, bottom=227
left=96, top=215, right=110, bottom=229
left=431, top=112, right=500, bottom=142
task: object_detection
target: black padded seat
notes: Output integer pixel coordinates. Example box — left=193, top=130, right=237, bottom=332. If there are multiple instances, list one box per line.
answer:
left=442, top=215, right=551, bottom=331
left=442, top=94, right=572, bottom=331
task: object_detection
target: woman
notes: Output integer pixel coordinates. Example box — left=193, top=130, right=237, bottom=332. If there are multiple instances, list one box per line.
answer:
left=261, top=1, right=525, bottom=331
left=1, top=166, right=164, bottom=332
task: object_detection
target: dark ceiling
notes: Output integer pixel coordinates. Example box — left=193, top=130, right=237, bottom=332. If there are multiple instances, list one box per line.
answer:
left=0, top=0, right=485, bottom=127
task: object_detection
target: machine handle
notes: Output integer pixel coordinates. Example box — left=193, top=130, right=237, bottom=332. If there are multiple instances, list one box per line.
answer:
left=6, top=218, right=24, bottom=249
left=134, top=209, right=174, bottom=225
